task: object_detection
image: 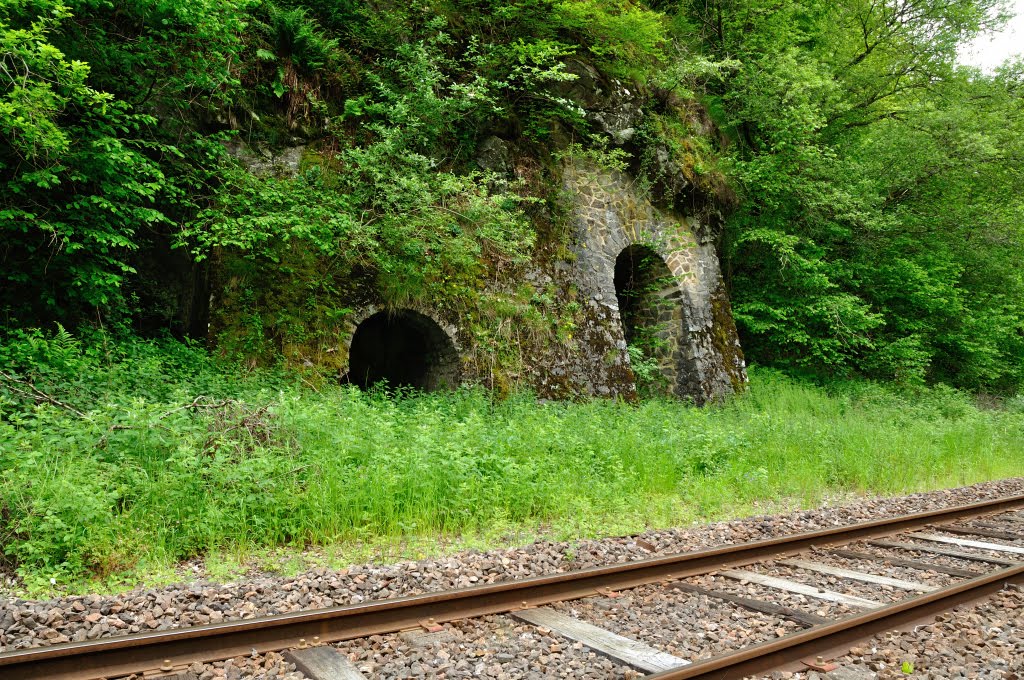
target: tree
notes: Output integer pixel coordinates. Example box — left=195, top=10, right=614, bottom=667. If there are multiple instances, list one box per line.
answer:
left=676, top=0, right=1024, bottom=391
left=0, top=2, right=163, bottom=318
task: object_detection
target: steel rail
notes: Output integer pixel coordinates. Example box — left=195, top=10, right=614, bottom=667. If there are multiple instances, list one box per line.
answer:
left=646, top=563, right=1024, bottom=680
left=1, top=493, right=1022, bottom=680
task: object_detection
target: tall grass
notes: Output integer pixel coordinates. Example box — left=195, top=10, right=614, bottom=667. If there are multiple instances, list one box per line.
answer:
left=1, top=333, right=1022, bottom=590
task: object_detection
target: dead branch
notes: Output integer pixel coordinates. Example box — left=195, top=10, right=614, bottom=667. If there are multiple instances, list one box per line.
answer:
left=0, top=370, right=88, bottom=418
left=157, top=395, right=230, bottom=419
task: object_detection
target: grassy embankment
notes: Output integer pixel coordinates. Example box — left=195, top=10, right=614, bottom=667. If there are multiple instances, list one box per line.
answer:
left=1, top=331, right=1022, bottom=593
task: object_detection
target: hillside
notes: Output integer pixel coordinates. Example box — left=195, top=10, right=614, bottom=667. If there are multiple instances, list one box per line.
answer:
left=2, top=0, right=1022, bottom=392
left=3, top=0, right=1024, bottom=590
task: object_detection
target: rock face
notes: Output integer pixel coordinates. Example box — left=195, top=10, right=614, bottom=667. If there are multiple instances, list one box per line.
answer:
left=326, top=157, right=746, bottom=403
left=225, top=139, right=306, bottom=177
left=559, top=59, right=643, bottom=145
left=210, top=60, right=746, bottom=402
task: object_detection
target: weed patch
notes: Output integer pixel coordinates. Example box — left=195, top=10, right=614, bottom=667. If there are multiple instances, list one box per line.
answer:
left=2, top=333, right=1022, bottom=593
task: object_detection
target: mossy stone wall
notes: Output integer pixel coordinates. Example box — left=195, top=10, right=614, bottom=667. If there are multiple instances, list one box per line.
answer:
left=563, top=162, right=746, bottom=402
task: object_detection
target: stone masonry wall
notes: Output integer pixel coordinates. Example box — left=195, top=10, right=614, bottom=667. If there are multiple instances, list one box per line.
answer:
left=563, top=163, right=747, bottom=402
left=218, top=142, right=746, bottom=402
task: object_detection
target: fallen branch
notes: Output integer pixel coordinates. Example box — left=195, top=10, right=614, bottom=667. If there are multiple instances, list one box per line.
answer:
left=0, top=370, right=88, bottom=418
left=157, top=395, right=230, bottom=419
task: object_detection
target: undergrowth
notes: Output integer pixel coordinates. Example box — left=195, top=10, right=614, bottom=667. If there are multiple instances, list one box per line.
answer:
left=1, top=330, right=1022, bottom=593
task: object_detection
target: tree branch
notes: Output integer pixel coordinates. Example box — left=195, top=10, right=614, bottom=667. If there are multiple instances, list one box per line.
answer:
left=0, top=371, right=88, bottom=418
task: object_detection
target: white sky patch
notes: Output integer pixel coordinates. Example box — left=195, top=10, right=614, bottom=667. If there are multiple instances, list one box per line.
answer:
left=959, top=0, right=1024, bottom=70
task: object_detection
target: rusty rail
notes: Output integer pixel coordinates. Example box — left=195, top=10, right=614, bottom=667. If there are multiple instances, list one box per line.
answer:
left=647, top=564, right=1024, bottom=679
left=1, top=493, right=1022, bottom=680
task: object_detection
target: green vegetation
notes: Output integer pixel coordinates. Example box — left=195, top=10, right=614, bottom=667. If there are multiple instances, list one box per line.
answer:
left=2, top=0, right=1023, bottom=594
left=2, top=330, right=1021, bottom=592
left=696, top=0, right=1024, bottom=391
left=2, top=0, right=1021, bottom=390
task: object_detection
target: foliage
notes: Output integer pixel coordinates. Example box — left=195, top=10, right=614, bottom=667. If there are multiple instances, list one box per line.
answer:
left=2, top=333, right=1022, bottom=591
left=626, top=343, right=666, bottom=396
left=0, top=0, right=248, bottom=324
left=178, top=31, right=549, bottom=358
left=672, top=0, right=1024, bottom=392
left=551, top=0, right=667, bottom=70
left=3, top=0, right=1024, bottom=395
left=0, top=3, right=158, bottom=315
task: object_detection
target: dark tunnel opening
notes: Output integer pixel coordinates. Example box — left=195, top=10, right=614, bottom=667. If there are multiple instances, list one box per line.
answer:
left=614, top=245, right=679, bottom=343
left=347, top=310, right=460, bottom=392
left=614, top=244, right=684, bottom=395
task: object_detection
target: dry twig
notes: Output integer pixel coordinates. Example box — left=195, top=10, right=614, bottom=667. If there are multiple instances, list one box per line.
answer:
left=0, top=370, right=88, bottom=418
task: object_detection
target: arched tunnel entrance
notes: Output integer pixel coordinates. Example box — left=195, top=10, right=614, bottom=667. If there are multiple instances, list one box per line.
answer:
left=614, top=244, right=686, bottom=396
left=347, top=310, right=460, bottom=392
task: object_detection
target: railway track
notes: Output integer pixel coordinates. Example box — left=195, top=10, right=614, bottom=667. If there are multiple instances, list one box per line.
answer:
left=2, top=494, right=1023, bottom=680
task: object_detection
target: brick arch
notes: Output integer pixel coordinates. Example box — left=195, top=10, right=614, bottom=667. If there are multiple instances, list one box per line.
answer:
left=613, top=244, right=691, bottom=396
left=343, top=308, right=462, bottom=392
left=565, top=163, right=745, bottom=402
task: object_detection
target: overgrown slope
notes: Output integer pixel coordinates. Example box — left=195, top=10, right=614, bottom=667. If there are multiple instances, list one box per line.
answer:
left=2, top=330, right=1021, bottom=589
left=3, top=0, right=1022, bottom=390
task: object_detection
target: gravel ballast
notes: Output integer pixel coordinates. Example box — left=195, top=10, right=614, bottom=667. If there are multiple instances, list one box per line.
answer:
left=803, top=548, right=964, bottom=587
left=783, top=584, right=1023, bottom=680
left=2, top=478, right=1023, bottom=679
left=546, top=583, right=804, bottom=660
left=333, top=615, right=641, bottom=679
left=686, top=571, right=862, bottom=620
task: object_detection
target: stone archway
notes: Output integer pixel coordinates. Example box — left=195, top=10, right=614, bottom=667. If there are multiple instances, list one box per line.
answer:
left=614, top=244, right=687, bottom=396
left=347, top=310, right=461, bottom=391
